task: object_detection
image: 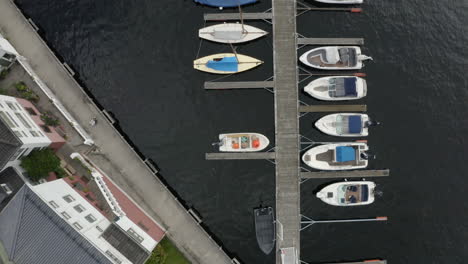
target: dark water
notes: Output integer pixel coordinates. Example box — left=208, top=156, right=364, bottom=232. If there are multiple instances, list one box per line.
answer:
left=14, top=0, right=468, bottom=263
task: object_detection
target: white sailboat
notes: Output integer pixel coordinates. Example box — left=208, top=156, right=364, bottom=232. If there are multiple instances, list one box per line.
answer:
left=193, top=53, right=263, bottom=74
left=199, top=23, right=268, bottom=44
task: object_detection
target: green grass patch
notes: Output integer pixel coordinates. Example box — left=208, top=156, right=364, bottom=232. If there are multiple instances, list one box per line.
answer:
left=146, top=237, right=190, bottom=264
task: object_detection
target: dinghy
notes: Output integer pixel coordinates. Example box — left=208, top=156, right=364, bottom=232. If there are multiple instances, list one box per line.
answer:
left=193, top=0, right=257, bottom=8
left=316, top=181, right=376, bottom=206
left=254, top=206, right=275, bottom=254
left=315, top=113, right=380, bottom=137
left=218, top=133, right=269, bottom=152
left=194, top=53, right=263, bottom=74
left=199, top=23, right=268, bottom=44
left=314, top=0, right=363, bottom=4
left=304, top=76, right=367, bottom=101
left=299, top=46, right=372, bottom=70
left=302, top=142, right=370, bottom=170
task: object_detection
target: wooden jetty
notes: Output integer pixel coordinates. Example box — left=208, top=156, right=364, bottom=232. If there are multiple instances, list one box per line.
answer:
left=205, top=152, right=275, bottom=160
left=204, top=12, right=272, bottom=21
left=299, top=104, right=367, bottom=113
left=272, top=0, right=301, bottom=263
left=204, top=81, right=274, bottom=90
left=297, top=38, right=364, bottom=45
left=300, top=169, right=390, bottom=179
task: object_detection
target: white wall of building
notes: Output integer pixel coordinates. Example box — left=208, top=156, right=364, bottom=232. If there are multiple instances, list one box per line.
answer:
left=0, top=34, right=18, bottom=71
left=32, top=179, right=134, bottom=264
left=0, top=94, right=51, bottom=168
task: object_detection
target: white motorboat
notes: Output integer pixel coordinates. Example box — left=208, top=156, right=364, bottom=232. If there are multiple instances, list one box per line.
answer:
left=314, top=0, right=363, bottom=4
left=199, top=23, right=268, bottom=44
left=302, top=142, right=370, bottom=170
left=194, top=53, right=263, bottom=74
left=218, top=133, right=269, bottom=152
left=316, top=181, right=376, bottom=206
left=315, top=113, right=380, bottom=137
left=299, top=46, right=372, bottom=70
left=304, top=76, right=367, bottom=101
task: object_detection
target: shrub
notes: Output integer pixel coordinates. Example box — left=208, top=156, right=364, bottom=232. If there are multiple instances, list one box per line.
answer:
left=40, top=112, right=60, bottom=127
left=14, top=82, right=39, bottom=103
left=20, top=148, right=61, bottom=182
left=0, top=88, right=9, bottom=95
left=14, top=81, right=28, bottom=92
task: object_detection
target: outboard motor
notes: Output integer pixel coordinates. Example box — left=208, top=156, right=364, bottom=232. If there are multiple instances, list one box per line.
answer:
left=374, top=190, right=384, bottom=197
left=360, top=151, right=376, bottom=160
left=364, top=120, right=381, bottom=128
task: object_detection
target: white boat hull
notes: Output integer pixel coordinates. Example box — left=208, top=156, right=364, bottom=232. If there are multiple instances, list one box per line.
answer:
left=315, top=113, right=369, bottom=137
left=299, top=46, right=370, bottom=70
left=219, top=133, right=270, bottom=152
left=194, top=53, right=263, bottom=74
left=304, top=76, right=367, bottom=101
left=316, top=181, right=376, bottom=206
left=302, top=142, right=369, bottom=170
left=199, top=23, right=268, bottom=44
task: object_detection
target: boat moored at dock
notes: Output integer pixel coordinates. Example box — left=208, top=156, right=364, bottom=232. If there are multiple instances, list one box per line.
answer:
left=254, top=206, right=275, bottom=254
left=315, top=113, right=380, bottom=137
left=316, top=181, right=377, bottom=206
left=193, top=0, right=257, bottom=8
left=299, top=46, right=372, bottom=70
left=302, top=142, right=371, bottom=170
left=304, top=76, right=367, bottom=101
left=218, top=133, right=270, bottom=152
left=199, top=23, right=268, bottom=44
left=194, top=53, right=263, bottom=74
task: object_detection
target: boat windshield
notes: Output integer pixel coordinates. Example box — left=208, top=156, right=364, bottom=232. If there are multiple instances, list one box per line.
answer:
left=328, top=77, right=357, bottom=98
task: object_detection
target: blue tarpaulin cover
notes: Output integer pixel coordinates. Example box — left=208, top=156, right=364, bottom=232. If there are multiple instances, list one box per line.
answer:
left=336, top=146, right=356, bottom=162
left=348, top=115, right=362, bottom=134
left=206, top=56, right=238, bottom=72
left=344, top=77, right=357, bottom=96
left=194, top=0, right=257, bottom=7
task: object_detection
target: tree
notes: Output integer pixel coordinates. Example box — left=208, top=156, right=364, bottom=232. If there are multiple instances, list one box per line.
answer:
left=20, top=148, right=61, bottom=181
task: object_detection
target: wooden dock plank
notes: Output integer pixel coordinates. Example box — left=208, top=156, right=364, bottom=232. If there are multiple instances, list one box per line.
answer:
left=204, top=12, right=272, bottom=21
left=300, top=169, right=390, bottom=179
left=298, top=38, right=364, bottom=45
left=299, top=104, right=367, bottom=112
left=204, top=81, right=274, bottom=90
left=205, top=152, right=276, bottom=160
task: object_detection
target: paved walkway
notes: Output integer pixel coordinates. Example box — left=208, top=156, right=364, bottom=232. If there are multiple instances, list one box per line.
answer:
left=0, top=0, right=233, bottom=263
left=272, top=0, right=301, bottom=263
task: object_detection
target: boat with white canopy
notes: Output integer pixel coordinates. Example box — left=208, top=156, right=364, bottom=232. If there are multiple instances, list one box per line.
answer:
left=302, top=142, right=370, bottom=170
left=194, top=53, right=263, bottom=74
left=218, top=133, right=269, bottom=152
left=315, top=113, right=380, bottom=137
left=199, top=23, right=268, bottom=44
left=304, top=76, right=367, bottom=101
left=316, top=181, right=376, bottom=206
left=299, top=46, right=372, bottom=70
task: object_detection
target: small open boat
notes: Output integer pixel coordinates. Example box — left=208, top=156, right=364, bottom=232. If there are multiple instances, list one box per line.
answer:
left=254, top=206, right=275, bottom=254
left=299, top=46, right=372, bottom=70
left=218, top=133, right=269, bottom=152
left=304, top=76, right=367, bottom=101
left=193, top=0, right=257, bottom=8
left=302, top=142, right=370, bottom=170
left=315, top=113, right=380, bottom=137
left=194, top=53, right=263, bottom=74
left=314, top=0, right=363, bottom=4
left=199, top=23, right=268, bottom=44
left=316, top=181, right=376, bottom=206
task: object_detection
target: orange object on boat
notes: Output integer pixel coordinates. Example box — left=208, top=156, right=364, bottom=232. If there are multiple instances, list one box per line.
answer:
left=252, top=139, right=260, bottom=148
left=233, top=143, right=240, bottom=149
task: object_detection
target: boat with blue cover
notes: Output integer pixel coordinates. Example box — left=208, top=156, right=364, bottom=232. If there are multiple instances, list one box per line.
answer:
left=193, top=53, right=263, bottom=74
left=315, top=113, right=380, bottom=137
left=302, top=142, right=370, bottom=170
left=316, top=181, right=376, bottom=206
left=254, top=206, right=275, bottom=254
left=304, top=76, right=367, bottom=101
left=193, top=0, right=257, bottom=8
left=299, top=46, right=372, bottom=70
